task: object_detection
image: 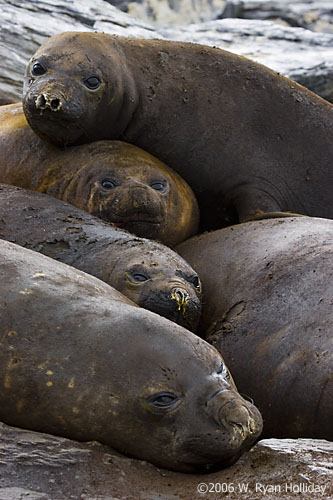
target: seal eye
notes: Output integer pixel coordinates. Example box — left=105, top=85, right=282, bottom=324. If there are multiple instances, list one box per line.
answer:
left=148, top=391, right=179, bottom=408
left=190, top=275, right=201, bottom=291
left=150, top=181, right=165, bottom=191
left=32, top=62, right=46, bottom=76
left=84, top=76, right=101, bottom=90
left=130, top=272, right=149, bottom=282
left=101, top=179, right=116, bottom=189
left=217, top=362, right=230, bottom=380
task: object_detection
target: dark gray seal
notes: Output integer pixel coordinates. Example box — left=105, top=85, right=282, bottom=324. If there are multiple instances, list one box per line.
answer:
left=0, top=183, right=201, bottom=331
left=176, top=217, right=333, bottom=439
left=22, top=32, right=333, bottom=229
left=0, top=239, right=263, bottom=472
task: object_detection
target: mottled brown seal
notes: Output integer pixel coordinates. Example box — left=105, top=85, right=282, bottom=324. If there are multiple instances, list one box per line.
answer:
left=0, top=103, right=199, bottom=245
left=0, top=183, right=201, bottom=331
left=0, top=239, right=263, bottom=472
left=22, top=32, right=333, bottom=229
left=176, top=217, right=333, bottom=439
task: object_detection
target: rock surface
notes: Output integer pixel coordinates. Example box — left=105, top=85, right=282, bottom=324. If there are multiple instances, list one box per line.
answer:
left=233, top=0, right=333, bottom=33
left=0, top=0, right=333, bottom=103
left=107, top=0, right=333, bottom=32
left=0, top=421, right=332, bottom=500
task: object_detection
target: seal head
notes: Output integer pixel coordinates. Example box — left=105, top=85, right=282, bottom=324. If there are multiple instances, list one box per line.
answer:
left=95, top=239, right=202, bottom=332
left=43, top=141, right=199, bottom=247
left=23, top=32, right=137, bottom=146
left=114, top=338, right=263, bottom=472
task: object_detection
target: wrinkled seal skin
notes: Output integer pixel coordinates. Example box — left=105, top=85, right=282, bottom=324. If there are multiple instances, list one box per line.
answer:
left=0, top=239, right=263, bottom=473
left=176, top=217, right=333, bottom=439
left=0, top=103, right=199, bottom=245
left=0, top=183, right=201, bottom=332
left=22, top=32, right=333, bottom=230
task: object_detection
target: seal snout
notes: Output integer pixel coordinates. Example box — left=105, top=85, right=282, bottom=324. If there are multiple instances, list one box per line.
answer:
left=206, top=390, right=263, bottom=442
left=36, top=93, right=62, bottom=112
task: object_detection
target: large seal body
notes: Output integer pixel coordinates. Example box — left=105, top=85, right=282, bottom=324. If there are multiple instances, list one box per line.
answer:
left=23, top=32, right=333, bottom=229
left=0, top=103, right=199, bottom=245
left=0, top=183, right=201, bottom=331
left=176, top=217, right=333, bottom=439
left=0, top=239, right=263, bottom=472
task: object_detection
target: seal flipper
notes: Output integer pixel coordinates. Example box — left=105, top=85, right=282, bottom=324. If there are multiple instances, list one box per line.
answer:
left=229, top=184, right=300, bottom=223
left=243, top=210, right=306, bottom=222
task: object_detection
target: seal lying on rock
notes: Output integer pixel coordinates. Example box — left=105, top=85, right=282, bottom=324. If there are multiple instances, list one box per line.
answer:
left=22, top=32, right=333, bottom=229
left=0, top=103, right=199, bottom=245
left=0, top=184, right=201, bottom=331
left=176, top=217, right=333, bottom=439
left=0, top=239, right=263, bottom=472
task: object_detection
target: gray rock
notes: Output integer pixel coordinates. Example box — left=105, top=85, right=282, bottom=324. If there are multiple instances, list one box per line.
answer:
left=0, top=0, right=333, bottom=104
left=0, top=421, right=332, bottom=500
left=118, top=0, right=230, bottom=27
left=236, top=1, right=333, bottom=33
left=0, top=488, right=50, bottom=500
left=105, top=0, right=333, bottom=32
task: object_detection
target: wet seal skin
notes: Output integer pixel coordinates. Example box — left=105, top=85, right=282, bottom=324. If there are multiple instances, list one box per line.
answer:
left=0, top=239, right=263, bottom=473
left=22, top=32, right=333, bottom=230
left=0, top=183, right=201, bottom=332
left=0, top=103, right=199, bottom=246
left=176, top=217, right=333, bottom=439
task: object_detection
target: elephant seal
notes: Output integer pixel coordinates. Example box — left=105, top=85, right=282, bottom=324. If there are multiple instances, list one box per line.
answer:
left=0, top=183, right=201, bottom=331
left=176, top=217, right=333, bottom=440
left=0, top=103, right=199, bottom=245
left=0, top=239, right=263, bottom=472
left=22, top=32, right=333, bottom=230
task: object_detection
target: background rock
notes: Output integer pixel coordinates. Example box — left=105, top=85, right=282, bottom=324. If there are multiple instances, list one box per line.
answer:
left=0, top=0, right=333, bottom=104
left=106, top=0, right=333, bottom=32
left=0, top=421, right=332, bottom=500
left=231, top=0, right=333, bottom=33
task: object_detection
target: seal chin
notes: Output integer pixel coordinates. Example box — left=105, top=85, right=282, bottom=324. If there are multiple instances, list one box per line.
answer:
left=177, top=452, right=244, bottom=474
left=113, top=219, right=163, bottom=240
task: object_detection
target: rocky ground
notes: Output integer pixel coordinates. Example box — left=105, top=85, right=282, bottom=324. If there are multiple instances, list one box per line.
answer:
left=0, top=422, right=332, bottom=500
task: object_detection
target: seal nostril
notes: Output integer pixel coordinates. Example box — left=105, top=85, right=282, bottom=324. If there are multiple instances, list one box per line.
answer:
left=171, top=287, right=189, bottom=315
left=51, top=98, right=61, bottom=110
left=231, top=422, right=244, bottom=431
left=36, top=94, right=46, bottom=109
